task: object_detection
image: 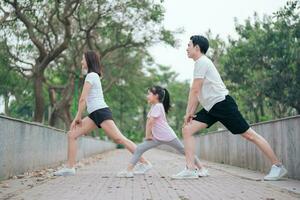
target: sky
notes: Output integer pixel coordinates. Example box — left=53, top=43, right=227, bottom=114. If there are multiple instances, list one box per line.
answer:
left=0, top=0, right=289, bottom=113
left=148, top=0, right=288, bottom=82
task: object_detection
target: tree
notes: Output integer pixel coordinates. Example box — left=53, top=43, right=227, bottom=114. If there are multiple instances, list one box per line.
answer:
left=221, top=0, right=299, bottom=122
left=1, top=0, right=80, bottom=122
left=0, top=0, right=179, bottom=128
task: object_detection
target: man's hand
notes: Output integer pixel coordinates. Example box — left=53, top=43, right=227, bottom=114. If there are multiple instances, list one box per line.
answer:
left=183, top=113, right=196, bottom=127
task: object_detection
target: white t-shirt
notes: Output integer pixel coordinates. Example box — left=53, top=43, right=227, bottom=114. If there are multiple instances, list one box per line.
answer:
left=84, top=72, right=108, bottom=114
left=193, top=55, right=229, bottom=111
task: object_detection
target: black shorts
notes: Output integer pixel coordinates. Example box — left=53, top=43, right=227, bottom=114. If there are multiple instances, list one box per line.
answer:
left=88, top=107, right=113, bottom=128
left=193, top=95, right=250, bottom=134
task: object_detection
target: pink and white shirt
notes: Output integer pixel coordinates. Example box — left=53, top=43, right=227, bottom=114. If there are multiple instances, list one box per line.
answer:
left=147, top=103, right=177, bottom=141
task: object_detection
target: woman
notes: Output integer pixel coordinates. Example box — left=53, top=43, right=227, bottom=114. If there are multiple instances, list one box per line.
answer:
left=54, top=51, right=151, bottom=176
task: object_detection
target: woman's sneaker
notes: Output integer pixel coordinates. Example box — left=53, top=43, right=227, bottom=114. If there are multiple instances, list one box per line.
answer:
left=134, top=162, right=153, bottom=174
left=171, top=168, right=198, bottom=179
left=198, top=167, right=209, bottom=177
left=264, top=165, right=288, bottom=181
left=117, top=170, right=134, bottom=178
left=54, top=167, right=76, bottom=176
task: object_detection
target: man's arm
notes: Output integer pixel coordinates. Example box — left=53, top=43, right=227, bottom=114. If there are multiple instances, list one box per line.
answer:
left=184, top=78, right=203, bottom=125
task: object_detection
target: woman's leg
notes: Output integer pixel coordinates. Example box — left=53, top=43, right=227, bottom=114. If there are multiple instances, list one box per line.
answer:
left=67, top=117, right=97, bottom=167
left=100, top=120, right=148, bottom=163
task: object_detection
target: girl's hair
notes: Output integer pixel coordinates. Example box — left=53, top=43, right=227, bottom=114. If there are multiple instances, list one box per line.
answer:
left=84, top=50, right=102, bottom=77
left=148, top=86, right=171, bottom=114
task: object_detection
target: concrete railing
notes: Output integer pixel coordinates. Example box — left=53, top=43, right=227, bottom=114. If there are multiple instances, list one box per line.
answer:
left=0, top=115, right=116, bottom=180
left=159, top=115, right=300, bottom=180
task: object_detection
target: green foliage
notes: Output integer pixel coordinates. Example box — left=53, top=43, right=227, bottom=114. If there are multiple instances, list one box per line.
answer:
left=1, top=0, right=299, bottom=141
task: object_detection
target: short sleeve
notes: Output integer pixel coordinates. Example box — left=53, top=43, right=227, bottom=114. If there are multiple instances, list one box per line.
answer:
left=85, top=73, right=96, bottom=85
left=149, top=104, right=162, bottom=118
left=193, top=60, right=208, bottom=79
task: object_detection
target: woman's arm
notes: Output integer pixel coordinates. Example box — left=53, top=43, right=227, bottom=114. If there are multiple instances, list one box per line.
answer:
left=70, top=81, right=92, bottom=130
left=145, top=117, right=155, bottom=140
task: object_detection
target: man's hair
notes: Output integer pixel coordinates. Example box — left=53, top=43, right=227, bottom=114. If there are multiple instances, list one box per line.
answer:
left=190, top=35, right=209, bottom=54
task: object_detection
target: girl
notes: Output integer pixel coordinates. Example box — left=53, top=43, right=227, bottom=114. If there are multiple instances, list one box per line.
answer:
left=54, top=51, right=150, bottom=176
left=117, top=86, right=208, bottom=178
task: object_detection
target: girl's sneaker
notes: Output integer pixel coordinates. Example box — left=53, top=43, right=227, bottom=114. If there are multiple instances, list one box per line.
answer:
left=134, top=162, right=153, bottom=174
left=171, top=168, right=198, bottom=179
left=54, top=167, right=76, bottom=176
left=117, top=170, right=134, bottom=178
left=264, top=165, right=287, bottom=181
left=198, top=167, right=209, bottom=177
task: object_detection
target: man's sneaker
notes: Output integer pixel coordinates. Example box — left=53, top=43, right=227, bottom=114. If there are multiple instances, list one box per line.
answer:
left=134, top=162, right=153, bottom=174
left=117, top=170, right=134, bottom=178
left=198, top=167, right=209, bottom=177
left=171, top=168, right=198, bottom=179
left=264, top=165, right=288, bottom=181
left=54, top=167, right=75, bottom=176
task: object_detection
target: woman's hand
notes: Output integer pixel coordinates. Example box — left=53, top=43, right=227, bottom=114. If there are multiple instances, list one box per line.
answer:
left=70, top=114, right=82, bottom=130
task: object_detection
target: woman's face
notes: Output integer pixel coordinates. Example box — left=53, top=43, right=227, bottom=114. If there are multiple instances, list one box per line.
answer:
left=147, top=90, right=159, bottom=104
left=81, top=54, right=88, bottom=70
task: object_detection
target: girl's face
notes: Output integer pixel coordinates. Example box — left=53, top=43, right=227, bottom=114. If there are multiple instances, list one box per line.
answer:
left=81, top=54, right=88, bottom=70
left=147, top=90, right=159, bottom=104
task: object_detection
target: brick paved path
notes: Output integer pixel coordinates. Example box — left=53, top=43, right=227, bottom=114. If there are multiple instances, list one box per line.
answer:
left=1, top=149, right=299, bottom=200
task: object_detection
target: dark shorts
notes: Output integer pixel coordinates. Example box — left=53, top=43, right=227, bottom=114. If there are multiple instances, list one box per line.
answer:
left=88, top=107, right=113, bottom=128
left=193, top=95, right=250, bottom=134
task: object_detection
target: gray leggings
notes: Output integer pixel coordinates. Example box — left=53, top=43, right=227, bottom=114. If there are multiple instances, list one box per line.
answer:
left=130, top=138, right=201, bottom=166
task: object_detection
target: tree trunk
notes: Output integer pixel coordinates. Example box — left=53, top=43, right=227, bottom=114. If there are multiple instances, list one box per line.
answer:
left=4, top=93, right=9, bottom=116
left=33, top=73, right=45, bottom=122
left=49, top=75, right=75, bottom=129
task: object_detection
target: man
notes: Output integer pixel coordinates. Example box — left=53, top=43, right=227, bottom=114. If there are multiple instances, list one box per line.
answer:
left=171, top=35, right=287, bottom=180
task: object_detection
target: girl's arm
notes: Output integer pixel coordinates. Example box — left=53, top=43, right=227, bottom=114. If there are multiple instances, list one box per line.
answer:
left=70, top=81, right=92, bottom=130
left=145, top=117, right=155, bottom=140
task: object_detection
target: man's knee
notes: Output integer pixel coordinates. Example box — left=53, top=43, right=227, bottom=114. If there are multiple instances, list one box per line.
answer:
left=242, top=129, right=257, bottom=142
left=182, top=126, right=193, bottom=138
left=68, top=130, right=78, bottom=140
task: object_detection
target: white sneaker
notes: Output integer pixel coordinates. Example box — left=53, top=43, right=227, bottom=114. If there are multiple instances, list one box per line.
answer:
left=198, top=167, right=209, bottom=177
left=134, top=162, right=153, bottom=174
left=117, top=170, right=134, bottom=178
left=171, top=168, right=198, bottom=179
left=54, top=167, right=75, bottom=176
left=264, top=165, right=288, bottom=181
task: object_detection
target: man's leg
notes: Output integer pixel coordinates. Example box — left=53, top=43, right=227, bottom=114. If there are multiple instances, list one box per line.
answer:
left=182, top=120, right=207, bottom=169
left=166, top=138, right=205, bottom=169
left=242, top=128, right=280, bottom=165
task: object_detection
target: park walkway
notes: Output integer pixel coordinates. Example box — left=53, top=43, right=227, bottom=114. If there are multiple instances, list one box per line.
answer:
left=1, top=149, right=300, bottom=200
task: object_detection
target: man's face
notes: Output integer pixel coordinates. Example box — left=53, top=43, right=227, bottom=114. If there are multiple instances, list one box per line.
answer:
left=186, top=40, right=198, bottom=59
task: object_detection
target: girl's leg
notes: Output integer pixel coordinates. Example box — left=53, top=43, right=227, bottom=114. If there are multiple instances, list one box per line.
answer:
left=67, top=117, right=97, bottom=167
left=128, top=139, right=160, bottom=170
left=166, top=138, right=204, bottom=169
left=100, top=120, right=148, bottom=163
